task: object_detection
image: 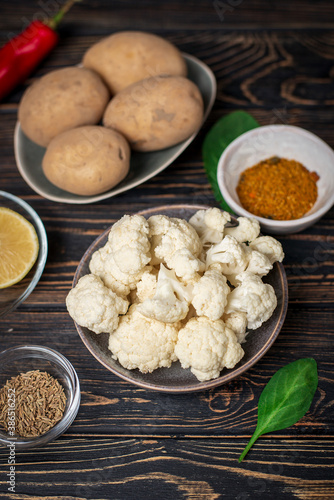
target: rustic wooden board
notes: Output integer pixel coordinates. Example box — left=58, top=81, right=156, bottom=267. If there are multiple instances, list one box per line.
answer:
left=0, top=1, right=333, bottom=498
left=1, top=0, right=334, bottom=32
left=0, top=437, right=333, bottom=499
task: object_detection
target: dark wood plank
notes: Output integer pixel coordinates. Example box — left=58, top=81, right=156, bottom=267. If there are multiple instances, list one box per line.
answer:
left=1, top=0, right=334, bottom=33
left=0, top=437, right=333, bottom=499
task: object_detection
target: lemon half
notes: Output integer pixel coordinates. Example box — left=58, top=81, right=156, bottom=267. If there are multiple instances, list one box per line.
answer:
left=0, top=207, right=39, bottom=289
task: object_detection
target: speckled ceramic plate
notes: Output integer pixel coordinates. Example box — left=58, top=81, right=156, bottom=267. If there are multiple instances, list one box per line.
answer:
left=71, top=204, right=288, bottom=393
left=14, top=54, right=216, bottom=204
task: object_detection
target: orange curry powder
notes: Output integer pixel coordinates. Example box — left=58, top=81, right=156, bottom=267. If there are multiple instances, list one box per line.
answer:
left=236, top=156, right=319, bottom=220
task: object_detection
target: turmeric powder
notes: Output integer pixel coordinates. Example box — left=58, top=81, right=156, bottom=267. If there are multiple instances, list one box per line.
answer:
left=236, top=156, right=319, bottom=220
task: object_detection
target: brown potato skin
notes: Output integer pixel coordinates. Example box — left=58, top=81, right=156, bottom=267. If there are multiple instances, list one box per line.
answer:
left=42, top=126, right=130, bottom=196
left=19, top=67, right=110, bottom=147
left=83, top=31, right=187, bottom=95
left=103, top=76, right=204, bottom=152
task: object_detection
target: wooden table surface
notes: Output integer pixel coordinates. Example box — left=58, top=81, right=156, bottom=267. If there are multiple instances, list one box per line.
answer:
left=0, top=1, right=334, bottom=498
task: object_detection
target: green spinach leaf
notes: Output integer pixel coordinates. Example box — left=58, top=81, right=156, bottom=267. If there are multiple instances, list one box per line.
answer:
left=239, top=358, right=318, bottom=462
left=202, top=111, right=260, bottom=212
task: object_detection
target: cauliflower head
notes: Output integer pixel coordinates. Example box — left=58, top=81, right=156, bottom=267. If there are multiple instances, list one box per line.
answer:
left=137, top=264, right=192, bottom=323
left=148, top=215, right=202, bottom=266
left=191, top=269, right=230, bottom=321
left=189, top=207, right=231, bottom=247
left=250, top=236, right=284, bottom=264
left=66, top=274, right=129, bottom=334
left=224, top=216, right=260, bottom=243
left=175, top=317, right=244, bottom=381
left=225, top=272, right=277, bottom=330
left=108, top=304, right=179, bottom=373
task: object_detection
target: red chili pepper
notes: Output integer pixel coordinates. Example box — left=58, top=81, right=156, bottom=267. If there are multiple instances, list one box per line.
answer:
left=0, top=0, right=80, bottom=102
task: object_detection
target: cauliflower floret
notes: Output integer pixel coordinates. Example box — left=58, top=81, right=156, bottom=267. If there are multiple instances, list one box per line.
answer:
left=227, top=248, right=273, bottom=287
left=109, top=304, right=179, bottom=373
left=206, top=235, right=248, bottom=277
left=246, top=249, right=273, bottom=277
left=148, top=215, right=202, bottom=266
left=90, top=241, right=151, bottom=292
left=189, top=207, right=231, bottom=247
left=66, top=274, right=129, bottom=334
left=223, top=311, right=248, bottom=343
left=225, top=272, right=277, bottom=330
left=191, top=270, right=230, bottom=321
left=167, top=247, right=205, bottom=280
left=107, top=214, right=151, bottom=274
left=175, top=317, right=244, bottom=381
left=106, top=255, right=151, bottom=290
left=89, top=246, right=130, bottom=297
left=89, top=214, right=152, bottom=293
left=250, top=236, right=284, bottom=264
left=136, top=269, right=158, bottom=302
left=224, top=216, right=260, bottom=243
left=137, top=264, right=192, bottom=323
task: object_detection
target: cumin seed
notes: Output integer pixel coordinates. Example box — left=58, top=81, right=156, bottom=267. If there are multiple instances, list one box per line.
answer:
left=0, top=370, right=67, bottom=438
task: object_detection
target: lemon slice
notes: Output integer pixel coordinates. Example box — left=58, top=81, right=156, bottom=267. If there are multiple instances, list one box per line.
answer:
left=0, top=207, right=39, bottom=289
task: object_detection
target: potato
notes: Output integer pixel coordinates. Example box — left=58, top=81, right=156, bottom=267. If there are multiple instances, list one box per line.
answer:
left=103, top=75, right=204, bottom=152
left=19, top=67, right=110, bottom=147
left=42, top=126, right=130, bottom=196
left=83, top=31, right=187, bottom=94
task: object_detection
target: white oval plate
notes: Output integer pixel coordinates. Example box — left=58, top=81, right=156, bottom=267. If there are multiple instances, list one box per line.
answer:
left=14, top=54, right=216, bottom=204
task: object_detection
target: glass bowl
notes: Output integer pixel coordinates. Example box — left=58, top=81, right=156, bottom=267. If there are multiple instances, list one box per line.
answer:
left=0, top=191, right=48, bottom=317
left=0, top=345, right=80, bottom=449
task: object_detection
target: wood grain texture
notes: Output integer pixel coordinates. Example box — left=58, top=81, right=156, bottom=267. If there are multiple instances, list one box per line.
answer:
left=1, top=0, right=334, bottom=32
left=0, top=307, right=333, bottom=437
left=0, top=438, right=333, bottom=499
left=0, top=1, right=334, bottom=498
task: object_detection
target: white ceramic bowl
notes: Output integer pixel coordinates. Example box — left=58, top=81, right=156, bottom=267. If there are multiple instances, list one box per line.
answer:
left=217, top=125, right=334, bottom=234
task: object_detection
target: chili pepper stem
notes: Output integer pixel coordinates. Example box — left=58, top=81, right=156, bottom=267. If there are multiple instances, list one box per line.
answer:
left=46, top=0, right=82, bottom=31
